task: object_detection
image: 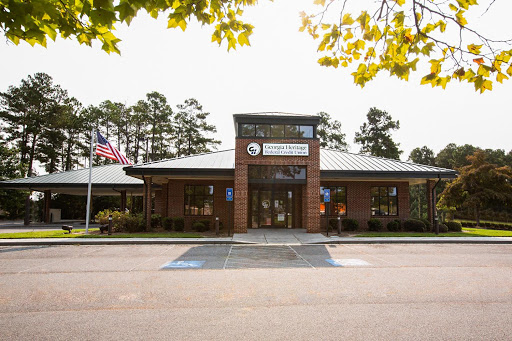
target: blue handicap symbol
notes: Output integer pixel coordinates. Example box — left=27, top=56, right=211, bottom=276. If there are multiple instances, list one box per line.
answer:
left=160, top=260, right=205, bottom=269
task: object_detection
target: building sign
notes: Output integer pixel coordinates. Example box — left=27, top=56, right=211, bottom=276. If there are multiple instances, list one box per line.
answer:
left=247, top=142, right=261, bottom=156
left=226, top=188, right=233, bottom=201
left=323, top=188, right=331, bottom=202
left=262, top=143, right=309, bottom=156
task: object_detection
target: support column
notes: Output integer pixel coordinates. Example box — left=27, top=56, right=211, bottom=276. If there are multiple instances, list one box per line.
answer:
left=120, top=190, right=127, bottom=212
left=44, top=190, right=51, bottom=223
left=426, top=179, right=435, bottom=225
left=24, top=193, right=31, bottom=226
left=144, top=177, right=152, bottom=229
left=306, top=164, right=321, bottom=233
left=234, top=164, right=248, bottom=233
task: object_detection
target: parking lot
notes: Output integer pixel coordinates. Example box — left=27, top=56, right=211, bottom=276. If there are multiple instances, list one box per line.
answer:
left=1, top=244, right=512, bottom=340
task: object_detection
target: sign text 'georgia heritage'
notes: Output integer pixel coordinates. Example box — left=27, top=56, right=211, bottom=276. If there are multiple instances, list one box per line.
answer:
left=262, top=143, right=309, bottom=156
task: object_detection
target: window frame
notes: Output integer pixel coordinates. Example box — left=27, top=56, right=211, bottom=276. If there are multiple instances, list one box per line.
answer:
left=320, top=186, right=347, bottom=216
left=371, top=186, right=398, bottom=216
left=184, top=185, right=214, bottom=216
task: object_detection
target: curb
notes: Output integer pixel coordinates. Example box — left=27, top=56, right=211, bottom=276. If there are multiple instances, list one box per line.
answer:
left=1, top=237, right=511, bottom=246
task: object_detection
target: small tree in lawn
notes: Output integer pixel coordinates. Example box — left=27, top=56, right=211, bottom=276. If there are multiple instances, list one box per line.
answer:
left=439, top=151, right=512, bottom=226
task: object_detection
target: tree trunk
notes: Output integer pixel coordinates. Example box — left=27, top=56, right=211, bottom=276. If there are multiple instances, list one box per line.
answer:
left=417, top=184, right=421, bottom=219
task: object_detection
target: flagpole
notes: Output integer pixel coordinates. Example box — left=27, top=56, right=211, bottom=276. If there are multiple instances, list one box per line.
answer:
left=85, top=128, right=94, bottom=234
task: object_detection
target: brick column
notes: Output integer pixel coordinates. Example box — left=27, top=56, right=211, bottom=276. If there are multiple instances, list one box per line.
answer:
left=426, top=179, right=435, bottom=225
left=305, top=164, right=320, bottom=232
left=120, top=190, right=127, bottom=212
left=234, top=164, right=248, bottom=233
left=44, top=190, right=51, bottom=223
left=144, top=176, right=152, bottom=229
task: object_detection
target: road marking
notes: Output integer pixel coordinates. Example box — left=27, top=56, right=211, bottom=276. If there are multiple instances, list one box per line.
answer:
left=326, top=258, right=371, bottom=267
left=128, top=245, right=174, bottom=272
left=160, top=260, right=206, bottom=269
left=289, top=245, right=315, bottom=269
left=341, top=244, right=401, bottom=267
left=224, top=245, right=313, bottom=269
left=223, top=245, right=233, bottom=270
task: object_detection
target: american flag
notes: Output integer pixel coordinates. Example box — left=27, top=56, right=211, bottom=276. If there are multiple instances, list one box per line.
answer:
left=96, top=131, right=132, bottom=165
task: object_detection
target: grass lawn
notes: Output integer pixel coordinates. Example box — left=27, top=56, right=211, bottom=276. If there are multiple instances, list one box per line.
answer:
left=355, top=228, right=512, bottom=238
left=0, top=228, right=202, bottom=239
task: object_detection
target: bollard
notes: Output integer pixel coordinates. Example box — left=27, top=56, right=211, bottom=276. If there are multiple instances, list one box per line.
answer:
left=337, top=216, right=342, bottom=235
left=215, top=216, right=220, bottom=236
left=108, top=214, right=113, bottom=235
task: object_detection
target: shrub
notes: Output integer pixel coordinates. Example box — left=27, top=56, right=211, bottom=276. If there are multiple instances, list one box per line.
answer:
left=328, top=218, right=339, bottom=232
left=342, top=218, right=359, bottom=231
left=173, top=217, right=185, bottom=232
left=192, top=222, right=208, bottom=232
left=198, top=219, right=212, bottom=231
left=419, top=218, right=431, bottom=231
left=445, top=221, right=462, bottom=232
left=438, top=223, right=448, bottom=233
left=125, top=214, right=145, bottom=233
left=367, top=219, right=383, bottom=231
left=404, top=219, right=426, bottom=232
left=162, top=217, right=173, bottom=231
left=387, top=220, right=401, bottom=232
left=151, top=214, right=162, bottom=229
left=95, top=209, right=113, bottom=225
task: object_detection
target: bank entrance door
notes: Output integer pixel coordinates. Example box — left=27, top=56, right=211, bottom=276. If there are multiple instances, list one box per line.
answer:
left=251, top=187, right=293, bottom=228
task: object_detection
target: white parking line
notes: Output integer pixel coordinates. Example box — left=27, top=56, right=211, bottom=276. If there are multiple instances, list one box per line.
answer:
left=128, top=245, right=175, bottom=272
left=223, top=245, right=233, bottom=269
left=341, top=244, right=401, bottom=267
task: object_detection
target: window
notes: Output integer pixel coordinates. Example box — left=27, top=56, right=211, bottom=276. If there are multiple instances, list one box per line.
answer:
left=299, top=125, right=313, bottom=138
left=371, top=186, right=398, bottom=216
left=270, top=125, right=285, bottom=137
left=238, top=123, right=314, bottom=138
left=285, top=125, right=299, bottom=138
left=256, top=124, right=270, bottom=137
left=248, top=165, right=307, bottom=180
left=320, top=186, right=347, bottom=216
left=184, top=185, right=214, bottom=216
left=241, top=124, right=255, bottom=137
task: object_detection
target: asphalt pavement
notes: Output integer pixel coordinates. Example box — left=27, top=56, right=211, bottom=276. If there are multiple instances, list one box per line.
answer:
left=1, top=243, right=511, bottom=340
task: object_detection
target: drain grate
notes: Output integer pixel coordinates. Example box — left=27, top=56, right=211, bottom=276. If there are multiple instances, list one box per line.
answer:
left=224, top=245, right=313, bottom=269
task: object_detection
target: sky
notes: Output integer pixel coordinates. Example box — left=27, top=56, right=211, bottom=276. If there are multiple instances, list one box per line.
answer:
left=1, top=0, right=511, bottom=161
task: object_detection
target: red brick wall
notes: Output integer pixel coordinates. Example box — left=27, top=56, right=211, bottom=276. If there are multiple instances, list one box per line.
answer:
left=153, top=179, right=235, bottom=231
left=320, top=181, right=410, bottom=229
left=234, top=138, right=321, bottom=233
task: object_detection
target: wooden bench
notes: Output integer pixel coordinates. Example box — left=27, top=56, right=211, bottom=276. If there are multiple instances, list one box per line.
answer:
left=61, top=225, right=73, bottom=234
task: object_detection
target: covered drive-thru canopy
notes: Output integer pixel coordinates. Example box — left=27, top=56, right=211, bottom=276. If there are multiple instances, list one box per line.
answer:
left=0, top=164, right=145, bottom=224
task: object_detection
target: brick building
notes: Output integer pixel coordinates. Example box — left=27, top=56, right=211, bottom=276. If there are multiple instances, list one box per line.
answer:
left=124, top=113, right=456, bottom=232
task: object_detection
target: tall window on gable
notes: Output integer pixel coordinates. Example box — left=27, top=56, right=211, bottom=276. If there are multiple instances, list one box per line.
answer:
left=371, top=186, right=398, bottom=216
left=184, top=185, right=214, bottom=216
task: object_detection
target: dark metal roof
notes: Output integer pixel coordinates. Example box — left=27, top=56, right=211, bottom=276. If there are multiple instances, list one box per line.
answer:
left=320, top=149, right=457, bottom=178
left=124, top=149, right=457, bottom=179
left=0, top=164, right=144, bottom=195
left=233, top=112, right=320, bottom=118
left=124, top=149, right=235, bottom=176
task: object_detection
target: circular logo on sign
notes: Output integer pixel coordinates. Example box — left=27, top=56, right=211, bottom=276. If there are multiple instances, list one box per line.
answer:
left=262, top=200, right=270, bottom=209
left=247, top=142, right=261, bottom=156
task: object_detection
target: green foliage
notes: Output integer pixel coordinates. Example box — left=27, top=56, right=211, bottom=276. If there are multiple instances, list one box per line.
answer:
left=192, top=221, right=208, bottom=232
left=94, top=209, right=130, bottom=232
left=162, top=217, right=173, bottom=231
left=342, top=218, right=359, bottom=231
left=354, top=107, right=402, bottom=160
left=125, top=214, right=145, bottom=233
left=409, top=146, right=435, bottom=166
left=151, top=214, right=162, bottom=228
left=438, top=223, right=449, bottom=233
left=419, top=218, right=432, bottom=231
left=173, top=217, right=185, bottom=232
left=387, top=219, right=401, bottom=232
left=0, top=0, right=257, bottom=54
left=317, top=112, right=348, bottom=151
left=302, top=0, right=512, bottom=92
left=0, top=144, right=27, bottom=219
left=439, top=151, right=512, bottom=226
left=445, top=221, right=462, bottom=232
left=367, top=218, right=383, bottom=231
left=404, top=219, right=426, bottom=232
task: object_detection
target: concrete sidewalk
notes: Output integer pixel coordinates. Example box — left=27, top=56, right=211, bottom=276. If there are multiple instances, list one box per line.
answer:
left=1, top=236, right=512, bottom=246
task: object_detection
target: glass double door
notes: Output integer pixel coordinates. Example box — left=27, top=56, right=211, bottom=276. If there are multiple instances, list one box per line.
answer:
left=251, top=187, right=293, bottom=228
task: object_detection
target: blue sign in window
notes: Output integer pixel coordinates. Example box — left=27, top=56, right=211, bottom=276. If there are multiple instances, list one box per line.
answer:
left=324, top=188, right=331, bottom=202
left=226, top=188, right=233, bottom=201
